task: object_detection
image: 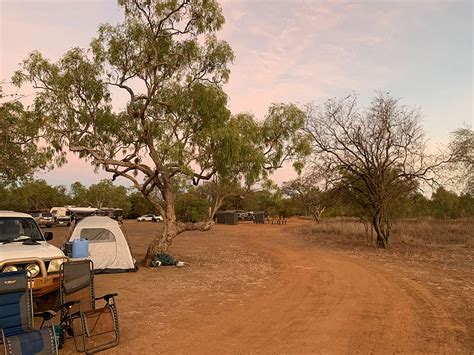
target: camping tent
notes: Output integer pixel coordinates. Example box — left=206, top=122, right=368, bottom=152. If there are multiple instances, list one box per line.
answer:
left=68, top=216, right=136, bottom=273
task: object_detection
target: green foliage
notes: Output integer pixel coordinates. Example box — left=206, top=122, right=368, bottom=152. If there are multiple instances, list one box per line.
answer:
left=175, top=193, right=209, bottom=223
left=0, top=87, right=61, bottom=184
left=0, top=180, right=70, bottom=211
left=449, top=127, right=474, bottom=194
left=128, top=191, right=156, bottom=218
left=11, top=0, right=311, bottom=256
left=400, top=192, right=432, bottom=218
left=431, top=187, right=462, bottom=219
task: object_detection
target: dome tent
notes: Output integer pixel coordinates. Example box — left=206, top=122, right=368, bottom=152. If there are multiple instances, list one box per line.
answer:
left=68, top=216, right=136, bottom=273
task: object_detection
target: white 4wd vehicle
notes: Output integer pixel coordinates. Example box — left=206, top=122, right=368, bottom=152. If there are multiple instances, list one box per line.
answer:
left=0, top=211, right=68, bottom=309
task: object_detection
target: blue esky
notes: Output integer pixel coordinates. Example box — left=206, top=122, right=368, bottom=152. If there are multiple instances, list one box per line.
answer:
left=0, top=0, right=472, bottom=187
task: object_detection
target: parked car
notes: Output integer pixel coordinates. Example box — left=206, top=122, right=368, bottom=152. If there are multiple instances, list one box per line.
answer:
left=50, top=206, right=72, bottom=226
left=237, top=211, right=255, bottom=221
left=29, top=211, right=55, bottom=228
left=0, top=210, right=68, bottom=310
left=137, top=214, right=163, bottom=222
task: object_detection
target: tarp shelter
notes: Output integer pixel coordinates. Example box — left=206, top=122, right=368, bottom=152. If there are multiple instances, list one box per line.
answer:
left=253, top=211, right=265, bottom=224
left=215, top=210, right=238, bottom=225
left=215, top=211, right=226, bottom=224
left=68, top=216, right=136, bottom=273
left=225, top=211, right=238, bottom=225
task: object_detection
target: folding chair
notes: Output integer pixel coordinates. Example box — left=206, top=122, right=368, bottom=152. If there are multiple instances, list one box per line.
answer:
left=0, top=270, right=58, bottom=355
left=59, top=260, right=119, bottom=354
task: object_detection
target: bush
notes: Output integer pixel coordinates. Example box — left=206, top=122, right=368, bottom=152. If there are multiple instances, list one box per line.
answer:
left=175, top=193, right=209, bottom=223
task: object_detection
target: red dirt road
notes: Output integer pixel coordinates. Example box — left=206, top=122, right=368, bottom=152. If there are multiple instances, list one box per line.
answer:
left=53, top=219, right=471, bottom=354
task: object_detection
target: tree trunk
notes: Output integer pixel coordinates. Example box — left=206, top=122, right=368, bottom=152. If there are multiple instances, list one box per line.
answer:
left=210, top=196, right=225, bottom=220
left=144, top=202, right=178, bottom=266
left=311, top=206, right=325, bottom=223
left=312, top=212, right=320, bottom=223
left=143, top=186, right=177, bottom=266
left=143, top=187, right=216, bottom=266
left=373, top=212, right=388, bottom=248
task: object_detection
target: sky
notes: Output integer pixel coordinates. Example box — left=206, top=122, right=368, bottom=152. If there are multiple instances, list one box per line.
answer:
left=0, top=0, right=472, bottom=188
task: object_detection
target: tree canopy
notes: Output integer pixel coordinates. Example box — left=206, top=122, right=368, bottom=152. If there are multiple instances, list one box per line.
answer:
left=13, top=0, right=309, bottom=263
left=304, top=93, right=444, bottom=247
left=449, top=127, right=473, bottom=195
left=0, top=86, right=59, bottom=184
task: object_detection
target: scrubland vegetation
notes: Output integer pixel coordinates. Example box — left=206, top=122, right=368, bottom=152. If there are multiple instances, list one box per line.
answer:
left=1, top=0, right=472, bottom=256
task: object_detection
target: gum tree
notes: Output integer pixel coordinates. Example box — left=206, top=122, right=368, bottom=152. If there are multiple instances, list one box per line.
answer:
left=282, top=174, right=327, bottom=223
left=0, top=86, right=58, bottom=184
left=14, top=0, right=308, bottom=264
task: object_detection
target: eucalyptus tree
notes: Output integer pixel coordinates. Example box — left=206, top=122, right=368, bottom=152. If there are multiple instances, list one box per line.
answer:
left=198, top=106, right=309, bottom=218
left=10, top=180, right=70, bottom=211
left=0, top=86, right=58, bottom=184
left=13, top=0, right=308, bottom=264
left=282, top=174, right=326, bottom=222
left=71, top=180, right=130, bottom=211
left=305, top=93, right=443, bottom=247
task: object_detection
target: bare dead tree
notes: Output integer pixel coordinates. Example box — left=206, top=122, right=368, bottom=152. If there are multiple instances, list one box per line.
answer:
left=305, top=93, right=446, bottom=247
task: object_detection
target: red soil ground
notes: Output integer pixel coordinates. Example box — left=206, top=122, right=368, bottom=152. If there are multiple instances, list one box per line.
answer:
left=42, top=218, right=474, bottom=354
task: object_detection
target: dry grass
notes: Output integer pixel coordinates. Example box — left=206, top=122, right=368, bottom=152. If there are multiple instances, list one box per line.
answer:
left=298, top=217, right=473, bottom=248
left=393, top=218, right=473, bottom=246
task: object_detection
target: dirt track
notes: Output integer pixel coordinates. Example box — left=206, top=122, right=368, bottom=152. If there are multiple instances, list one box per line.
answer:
left=52, top=219, right=471, bottom=354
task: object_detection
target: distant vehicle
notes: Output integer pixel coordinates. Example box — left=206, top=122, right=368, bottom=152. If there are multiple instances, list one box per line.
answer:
left=0, top=210, right=68, bottom=310
left=50, top=207, right=72, bottom=226
left=237, top=211, right=255, bottom=221
left=137, top=214, right=163, bottom=222
left=97, top=208, right=124, bottom=222
left=29, top=211, right=54, bottom=228
left=68, top=207, right=99, bottom=223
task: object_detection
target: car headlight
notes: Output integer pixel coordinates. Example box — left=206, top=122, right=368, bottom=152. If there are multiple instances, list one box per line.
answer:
left=2, top=265, right=18, bottom=273
left=25, top=264, right=40, bottom=277
left=47, top=259, right=64, bottom=273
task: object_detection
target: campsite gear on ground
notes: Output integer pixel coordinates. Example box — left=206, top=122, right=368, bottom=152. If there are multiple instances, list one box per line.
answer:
left=151, top=260, right=162, bottom=268
left=151, top=253, right=176, bottom=267
left=53, top=325, right=64, bottom=349
left=175, top=261, right=190, bottom=267
left=59, top=259, right=120, bottom=354
left=0, top=270, right=58, bottom=355
left=71, top=238, right=89, bottom=258
left=66, top=216, right=136, bottom=273
left=151, top=254, right=189, bottom=268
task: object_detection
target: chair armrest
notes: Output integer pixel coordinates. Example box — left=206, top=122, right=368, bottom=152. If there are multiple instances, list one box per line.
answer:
left=34, top=310, right=56, bottom=321
left=95, top=293, right=118, bottom=304
left=60, top=300, right=81, bottom=310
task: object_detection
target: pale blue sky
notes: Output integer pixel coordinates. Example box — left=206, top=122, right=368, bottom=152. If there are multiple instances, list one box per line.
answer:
left=1, top=0, right=472, bottom=186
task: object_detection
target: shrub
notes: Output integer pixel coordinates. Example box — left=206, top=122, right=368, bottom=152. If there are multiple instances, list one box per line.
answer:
left=175, top=193, right=209, bottom=223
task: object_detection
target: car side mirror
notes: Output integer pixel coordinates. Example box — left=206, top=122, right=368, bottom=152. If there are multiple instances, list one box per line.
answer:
left=44, top=231, right=54, bottom=241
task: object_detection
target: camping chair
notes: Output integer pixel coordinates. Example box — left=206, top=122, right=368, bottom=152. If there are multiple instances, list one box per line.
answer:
left=0, top=270, right=58, bottom=355
left=59, top=259, right=119, bottom=354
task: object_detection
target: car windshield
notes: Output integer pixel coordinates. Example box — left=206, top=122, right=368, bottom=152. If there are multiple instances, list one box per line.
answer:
left=42, top=213, right=52, bottom=217
left=0, top=217, right=44, bottom=243
left=30, top=212, right=40, bottom=217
